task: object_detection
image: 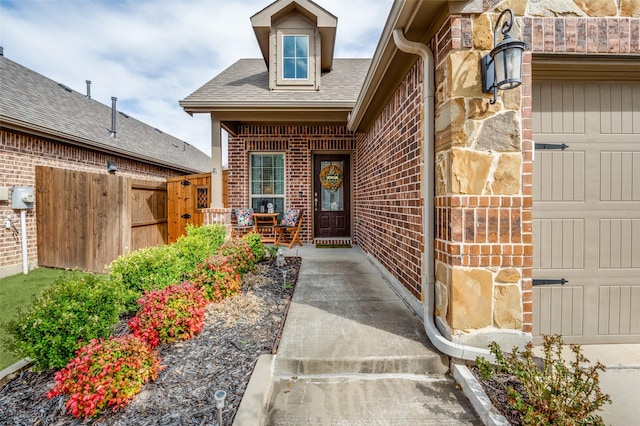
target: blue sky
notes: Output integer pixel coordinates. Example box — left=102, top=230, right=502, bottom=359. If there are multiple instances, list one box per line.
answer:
left=0, top=0, right=393, bottom=158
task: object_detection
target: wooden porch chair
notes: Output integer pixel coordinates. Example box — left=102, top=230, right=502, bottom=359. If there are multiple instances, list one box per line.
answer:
left=275, top=209, right=304, bottom=249
left=231, top=208, right=255, bottom=238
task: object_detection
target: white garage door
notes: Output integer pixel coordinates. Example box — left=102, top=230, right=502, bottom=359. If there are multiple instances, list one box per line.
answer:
left=532, top=81, right=640, bottom=344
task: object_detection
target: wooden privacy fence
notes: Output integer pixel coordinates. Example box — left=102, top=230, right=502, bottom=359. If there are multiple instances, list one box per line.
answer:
left=36, top=166, right=167, bottom=273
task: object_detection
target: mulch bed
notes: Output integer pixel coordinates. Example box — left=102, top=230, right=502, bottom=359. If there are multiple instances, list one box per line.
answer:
left=470, top=365, right=525, bottom=425
left=0, top=257, right=301, bottom=426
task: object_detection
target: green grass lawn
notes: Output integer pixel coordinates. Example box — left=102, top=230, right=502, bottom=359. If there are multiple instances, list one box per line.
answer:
left=0, top=268, right=80, bottom=370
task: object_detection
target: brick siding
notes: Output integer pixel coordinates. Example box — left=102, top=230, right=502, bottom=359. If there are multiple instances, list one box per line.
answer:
left=355, top=63, right=424, bottom=299
left=227, top=125, right=357, bottom=244
left=523, top=16, right=640, bottom=54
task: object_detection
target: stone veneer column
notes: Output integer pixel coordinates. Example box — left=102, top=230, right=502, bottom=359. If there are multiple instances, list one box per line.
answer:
left=429, top=0, right=640, bottom=349
left=432, top=12, right=532, bottom=349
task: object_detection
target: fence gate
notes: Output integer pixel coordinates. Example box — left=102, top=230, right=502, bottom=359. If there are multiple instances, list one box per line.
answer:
left=35, top=166, right=167, bottom=273
left=167, top=173, right=212, bottom=243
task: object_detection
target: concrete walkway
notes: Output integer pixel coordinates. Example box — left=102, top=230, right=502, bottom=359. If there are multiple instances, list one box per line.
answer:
left=236, top=244, right=480, bottom=425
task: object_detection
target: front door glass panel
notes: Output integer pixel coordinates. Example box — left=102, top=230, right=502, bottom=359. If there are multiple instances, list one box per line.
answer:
left=320, top=160, right=344, bottom=212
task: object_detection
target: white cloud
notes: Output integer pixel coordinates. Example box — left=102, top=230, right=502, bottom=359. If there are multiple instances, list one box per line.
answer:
left=0, top=0, right=393, bottom=159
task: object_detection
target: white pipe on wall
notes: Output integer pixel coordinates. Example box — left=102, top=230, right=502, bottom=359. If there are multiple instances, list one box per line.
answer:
left=20, top=209, right=28, bottom=274
left=392, top=29, right=494, bottom=362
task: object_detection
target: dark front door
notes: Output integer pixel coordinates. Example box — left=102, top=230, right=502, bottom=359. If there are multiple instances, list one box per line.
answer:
left=313, top=154, right=350, bottom=238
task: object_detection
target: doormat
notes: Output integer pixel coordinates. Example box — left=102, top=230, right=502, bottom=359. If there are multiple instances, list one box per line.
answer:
left=315, top=244, right=352, bottom=248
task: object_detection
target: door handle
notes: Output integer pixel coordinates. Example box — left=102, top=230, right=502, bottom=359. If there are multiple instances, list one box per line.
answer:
left=532, top=278, right=568, bottom=286
left=314, top=192, right=318, bottom=211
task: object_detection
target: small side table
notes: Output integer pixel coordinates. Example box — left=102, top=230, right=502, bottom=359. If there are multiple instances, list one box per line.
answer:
left=252, top=212, right=279, bottom=243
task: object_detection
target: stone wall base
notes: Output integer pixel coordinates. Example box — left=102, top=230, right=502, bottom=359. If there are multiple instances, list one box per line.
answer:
left=368, top=247, right=532, bottom=353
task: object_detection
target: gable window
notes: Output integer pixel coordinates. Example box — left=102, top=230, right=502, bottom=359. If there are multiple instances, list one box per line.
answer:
left=282, top=35, right=308, bottom=80
left=250, top=153, right=285, bottom=215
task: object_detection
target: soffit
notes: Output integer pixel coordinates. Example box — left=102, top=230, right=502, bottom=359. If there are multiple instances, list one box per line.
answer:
left=217, top=109, right=350, bottom=136
left=348, top=0, right=449, bottom=133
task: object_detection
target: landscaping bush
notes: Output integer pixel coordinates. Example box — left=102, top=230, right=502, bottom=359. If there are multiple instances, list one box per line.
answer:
left=219, top=237, right=257, bottom=274
left=107, top=245, right=183, bottom=303
left=171, top=224, right=227, bottom=271
left=190, top=254, right=241, bottom=302
left=3, top=223, right=267, bottom=422
left=242, top=232, right=266, bottom=261
left=128, top=281, right=208, bottom=348
left=476, top=334, right=611, bottom=425
left=46, top=334, right=163, bottom=419
left=108, top=224, right=227, bottom=305
left=3, top=273, right=130, bottom=371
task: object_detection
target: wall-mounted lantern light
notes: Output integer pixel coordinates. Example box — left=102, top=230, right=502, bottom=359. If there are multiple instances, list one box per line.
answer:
left=481, top=9, right=526, bottom=104
left=107, top=161, right=117, bottom=174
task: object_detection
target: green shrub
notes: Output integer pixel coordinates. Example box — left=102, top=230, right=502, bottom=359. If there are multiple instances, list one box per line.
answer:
left=107, top=245, right=184, bottom=310
left=190, top=254, right=241, bottom=302
left=108, top=224, right=226, bottom=304
left=128, top=281, right=208, bottom=348
left=172, top=224, right=227, bottom=271
left=47, top=334, right=163, bottom=419
left=3, top=274, right=130, bottom=371
left=219, top=238, right=257, bottom=274
left=242, top=232, right=266, bottom=261
left=476, top=334, right=611, bottom=425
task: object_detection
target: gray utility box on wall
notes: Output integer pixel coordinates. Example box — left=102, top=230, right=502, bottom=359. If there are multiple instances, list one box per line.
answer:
left=12, top=186, right=35, bottom=209
left=0, top=187, right=9, bottom=201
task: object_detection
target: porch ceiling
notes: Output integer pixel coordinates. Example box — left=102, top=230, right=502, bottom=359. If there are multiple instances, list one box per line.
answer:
left=211, top=108, right=351, bottom=135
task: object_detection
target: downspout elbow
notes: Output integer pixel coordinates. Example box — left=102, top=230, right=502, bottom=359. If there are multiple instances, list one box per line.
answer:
left=392, top=28, right=493, bottom=363
left=392, top=30, right=434, bottom=96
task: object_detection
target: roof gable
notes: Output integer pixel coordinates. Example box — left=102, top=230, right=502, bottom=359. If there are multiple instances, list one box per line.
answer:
left=251, top=0, right=337, bottom=71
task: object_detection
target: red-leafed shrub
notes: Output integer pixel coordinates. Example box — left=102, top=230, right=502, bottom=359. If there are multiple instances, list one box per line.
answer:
left=46, top=334, right=163, bottom=419
left=190, top=254, right=241, bottom=302
left=218, top=238, right=257, bottom=274
left=128, top=281, right=208, bottom=348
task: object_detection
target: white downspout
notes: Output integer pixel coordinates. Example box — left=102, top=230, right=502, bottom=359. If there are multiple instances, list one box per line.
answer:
left=392, top=29, right=493, bottom=362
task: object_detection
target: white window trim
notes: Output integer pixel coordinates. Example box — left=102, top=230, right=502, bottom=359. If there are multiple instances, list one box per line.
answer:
left=249, top=152, right=286, bottom=213
left=275, top=28, right=315, bottom=88
left=282, top=34, right=309, bottom=81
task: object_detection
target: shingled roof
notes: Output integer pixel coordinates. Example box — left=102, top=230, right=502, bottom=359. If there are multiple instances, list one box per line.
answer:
left=0, top=55, right=210, bottom=174
left=180, top=58, right=370, bottom=113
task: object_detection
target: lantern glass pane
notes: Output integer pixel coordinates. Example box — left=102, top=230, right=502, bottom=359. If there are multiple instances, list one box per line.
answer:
left=494, top=49, right=507, bottom=87
left=505, top=48, right=523, bottom=88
